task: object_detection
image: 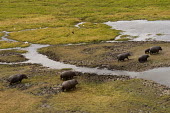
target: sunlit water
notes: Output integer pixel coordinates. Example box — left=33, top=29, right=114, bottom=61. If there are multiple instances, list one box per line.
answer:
left=0, top=21, right=170, bottom=87
left=105, top=20, right=170, bottom=41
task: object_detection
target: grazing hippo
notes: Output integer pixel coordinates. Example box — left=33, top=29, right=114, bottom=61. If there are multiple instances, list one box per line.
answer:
left=61, top=79, right=78, bottom=92
left=145, top=48, right=150, bottom=54
left=7, top=74, right=28, bottom=85
left=138, top=55, right=150, bottom=63
left=150, top=46, right=162, bottom=54
left=60, top=71, right=76, bottom=80
left=117, top=52, right=131, bottom=61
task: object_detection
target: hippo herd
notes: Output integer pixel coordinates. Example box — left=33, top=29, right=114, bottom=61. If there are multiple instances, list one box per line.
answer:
left=6, top=46, right=162, bottom=92
left=117, top=46, right=162, bottom=63
left=7, top=71, right=78, bottom=92
left=60, top=71, right=78, bottom=91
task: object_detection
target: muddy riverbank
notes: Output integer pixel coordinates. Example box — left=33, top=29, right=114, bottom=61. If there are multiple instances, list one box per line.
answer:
left=39, top=41, right=170, bottom=72
left=0, top=49, right=28, bottom=63
left=0, top=64, right=169, bottom=113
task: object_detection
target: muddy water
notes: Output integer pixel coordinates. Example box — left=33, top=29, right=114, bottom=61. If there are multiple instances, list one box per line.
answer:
left=0, top=21, right=170, bottom=87
left=105, top=20, right=170, bottom=41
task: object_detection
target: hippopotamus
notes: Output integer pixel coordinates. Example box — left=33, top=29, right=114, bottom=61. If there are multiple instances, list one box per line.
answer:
left=145, top=48, right=150, bottom=54
left=60, top=71, right=76, bottom=80
left=7, top=74, right=28, bottom=85
left=150, top=46, right=162, bottom=54
left=117, top=52, right=131, bottom=61
left=61, top=79, right=78, bottom=92
left=138, top=55, right=150, bottom=63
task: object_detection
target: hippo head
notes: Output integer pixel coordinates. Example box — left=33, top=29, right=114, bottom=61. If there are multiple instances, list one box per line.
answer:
left=145, top=48, right=150, bottom=54
left=127, top=52, right=131, bottom=56
left=21, top=74, right=28, bottom=79
left=73, top=79, right=78, bottom=84
left=159, top=47, right=162, bottom=51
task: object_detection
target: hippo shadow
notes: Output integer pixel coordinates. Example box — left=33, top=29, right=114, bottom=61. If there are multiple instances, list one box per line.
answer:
left=62, top=86, right=81, bottom=93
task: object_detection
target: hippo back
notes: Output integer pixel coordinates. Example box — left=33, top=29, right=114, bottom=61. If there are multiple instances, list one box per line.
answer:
left=150, top=46, right=162, bottom=53
left=8, top=74, right=28, bottom=84
left=62, top=79, right=78, bottom=91
left=138, top=55, right=149, bottom=63
left=60, top=71, right=76, bottom=80
left=8, top=75, right=20, bottom=83
left=117, top=52, right=131, bottom=61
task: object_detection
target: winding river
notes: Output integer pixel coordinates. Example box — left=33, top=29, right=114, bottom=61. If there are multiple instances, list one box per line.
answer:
left=1, top=20, right=170, bottom=87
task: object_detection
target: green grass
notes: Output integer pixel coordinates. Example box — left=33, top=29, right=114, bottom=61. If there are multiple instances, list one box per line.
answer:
left=0, top=1, right=170, bottom=112
left=0, top=64, right=170, bottom=113
left=0, top=0, right=169, bottom=45
left=9, top=23, right=120, bottom=45
left=0, top=32, right=4, bottom=37
left=156, top=33, right=164, bottom=36
left=0, top=0, right=170, bottom=24
left=0, top=50, right=28, bottom=63
left=0, top=41, right=30, bottom=49
left=50, top=78, right=170, bottom=113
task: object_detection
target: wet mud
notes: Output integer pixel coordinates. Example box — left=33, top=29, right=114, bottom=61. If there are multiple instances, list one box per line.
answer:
left=39, top=41, right=170, bottom=72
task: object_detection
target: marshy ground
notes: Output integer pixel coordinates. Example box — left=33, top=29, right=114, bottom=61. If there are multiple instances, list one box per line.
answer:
left=0, top=49, right=27, bottom=63
left=0, top=0, right=170, bottom=112
left=39, top=41, right=170, bottom=71
left=0, top=64, right=170, bottom=113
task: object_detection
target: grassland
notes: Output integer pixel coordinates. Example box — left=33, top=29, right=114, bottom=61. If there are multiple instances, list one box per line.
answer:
left=0, top=32, right=4, bottom=37
left=0, top=1, right=170, bottom=112
left=0, top=41, right=30, bottom=49
left=9, top=23, right=120, bottom=45
left=0, top=64, right=170, bottom=113
left=38, top=41, right=170, bottom=71
left=0, top=0, right=169, bottom=44
left=0, top=50, right=27, bottom=63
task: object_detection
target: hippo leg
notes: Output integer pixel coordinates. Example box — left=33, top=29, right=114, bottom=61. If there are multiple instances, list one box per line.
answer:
left=61, top=87, right=65, bottom=92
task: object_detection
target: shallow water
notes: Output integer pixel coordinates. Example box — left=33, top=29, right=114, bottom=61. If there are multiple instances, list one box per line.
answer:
left=20, top=44, right=170, bottom=87
left=1, top=31, right=18, bottom=42
left=0, top=21, right=170, bottom=87
left=75, top=22, right=85, bottom=28
left=105, top=20, right=170, bottom=41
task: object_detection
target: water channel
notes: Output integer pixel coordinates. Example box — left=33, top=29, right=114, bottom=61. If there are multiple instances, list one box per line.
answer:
left=0, top=20, right=170, bottom=87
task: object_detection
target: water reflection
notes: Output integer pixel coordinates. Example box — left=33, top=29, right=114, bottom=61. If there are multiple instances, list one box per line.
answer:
left=105, top=20, right=170, bottom=41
